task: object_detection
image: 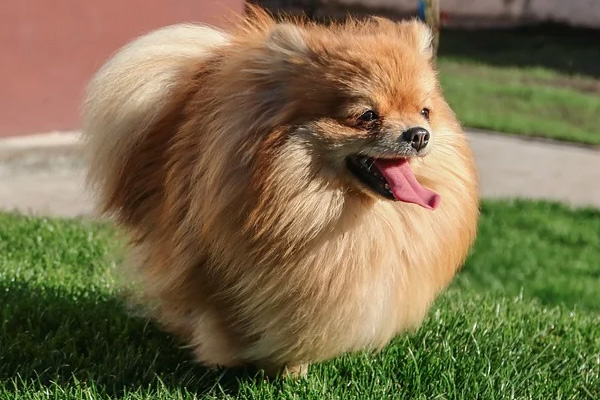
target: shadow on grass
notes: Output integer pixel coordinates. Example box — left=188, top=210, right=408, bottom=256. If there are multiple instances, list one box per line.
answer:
left=439, top=24, right=600, bottom=79
left=0, top=281, right=265, bottom=397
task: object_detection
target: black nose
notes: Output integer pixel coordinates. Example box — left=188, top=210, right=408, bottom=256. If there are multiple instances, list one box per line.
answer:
left=401, top=127, right=430, bottom=151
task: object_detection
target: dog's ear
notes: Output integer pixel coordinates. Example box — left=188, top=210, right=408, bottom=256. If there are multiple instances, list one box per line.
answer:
left=265, top=23, right=308, bottom=64
left=399, top=20, right=434, bottom=59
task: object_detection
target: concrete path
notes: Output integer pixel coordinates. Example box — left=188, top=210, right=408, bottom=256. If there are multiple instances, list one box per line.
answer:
left=469, top=129, right=600, bottom=208
left=0, top=133, right=93, bottom=217
left=1, top=130, right=599, bottom=218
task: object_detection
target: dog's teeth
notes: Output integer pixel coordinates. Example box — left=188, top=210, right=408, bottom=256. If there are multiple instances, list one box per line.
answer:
left=384, top=183, right=390, bottom=190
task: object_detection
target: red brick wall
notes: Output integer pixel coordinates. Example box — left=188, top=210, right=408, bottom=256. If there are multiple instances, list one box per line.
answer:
left=0, top=0, right=244, bottom=137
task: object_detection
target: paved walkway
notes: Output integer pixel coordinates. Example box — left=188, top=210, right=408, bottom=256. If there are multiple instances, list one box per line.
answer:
left=0, top=133, right=93, bottom=217
left=468, top=129, right=600, bottom=208
left=1, top=130, right=599, bottom=218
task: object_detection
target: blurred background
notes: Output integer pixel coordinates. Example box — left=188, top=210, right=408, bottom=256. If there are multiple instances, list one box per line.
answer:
left=0, top=0, right=244, bottom=138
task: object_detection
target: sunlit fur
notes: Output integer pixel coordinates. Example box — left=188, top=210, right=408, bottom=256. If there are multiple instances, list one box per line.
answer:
left=83, top=7, right=479, bottom=375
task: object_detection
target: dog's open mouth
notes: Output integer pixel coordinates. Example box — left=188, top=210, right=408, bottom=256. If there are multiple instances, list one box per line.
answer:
left=346, top=155, right=441, bottom=210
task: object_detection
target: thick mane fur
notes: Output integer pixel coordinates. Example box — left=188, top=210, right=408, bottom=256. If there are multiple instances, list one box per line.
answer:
left=82, top=7, right=479, bottom=373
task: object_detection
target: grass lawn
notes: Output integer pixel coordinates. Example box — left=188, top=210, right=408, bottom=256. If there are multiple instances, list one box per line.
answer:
left=1, top=200, right=599, bottom=399
left=436, top=25, right=600, bottom=146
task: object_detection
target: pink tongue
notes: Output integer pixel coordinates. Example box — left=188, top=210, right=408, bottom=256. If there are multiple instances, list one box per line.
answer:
left=373, top=159, right=440, bottom=210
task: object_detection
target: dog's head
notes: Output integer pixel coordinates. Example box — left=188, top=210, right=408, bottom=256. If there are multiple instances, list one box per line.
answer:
left=169, top=12, right=476, bottom=246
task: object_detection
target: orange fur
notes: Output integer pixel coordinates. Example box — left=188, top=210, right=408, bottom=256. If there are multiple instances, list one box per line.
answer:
left=83, top=7, right=479, bottom=375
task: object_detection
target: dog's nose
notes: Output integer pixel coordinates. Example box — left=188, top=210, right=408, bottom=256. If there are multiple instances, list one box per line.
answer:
left=401, top=127, right=430, bottom=151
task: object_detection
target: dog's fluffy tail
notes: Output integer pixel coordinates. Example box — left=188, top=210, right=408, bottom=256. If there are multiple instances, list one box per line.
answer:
left=82, top=24, right=228, bottom=215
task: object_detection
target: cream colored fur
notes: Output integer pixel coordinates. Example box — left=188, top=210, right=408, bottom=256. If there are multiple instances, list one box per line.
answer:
left=83, top=24, right=229, bottom=211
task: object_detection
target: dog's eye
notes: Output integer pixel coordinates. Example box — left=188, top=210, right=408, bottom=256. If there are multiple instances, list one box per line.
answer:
left=421, top=108, right=430, bottom=121
left=358, top=110, right=379, bottom=122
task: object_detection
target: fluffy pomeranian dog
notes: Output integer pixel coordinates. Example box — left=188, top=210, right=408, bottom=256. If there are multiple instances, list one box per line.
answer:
left=83, top=7, right=479, bottom=376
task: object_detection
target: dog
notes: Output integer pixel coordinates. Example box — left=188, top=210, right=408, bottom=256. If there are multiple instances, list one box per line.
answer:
left=82, top=7, right=479, bottom=377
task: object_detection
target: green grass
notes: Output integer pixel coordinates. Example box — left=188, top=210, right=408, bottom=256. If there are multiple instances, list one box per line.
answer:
left=1, top=200, right=599, bottom=399
left=434, top=25, right=600, bottom=146
left=438, top=60, right=600, bottom=145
